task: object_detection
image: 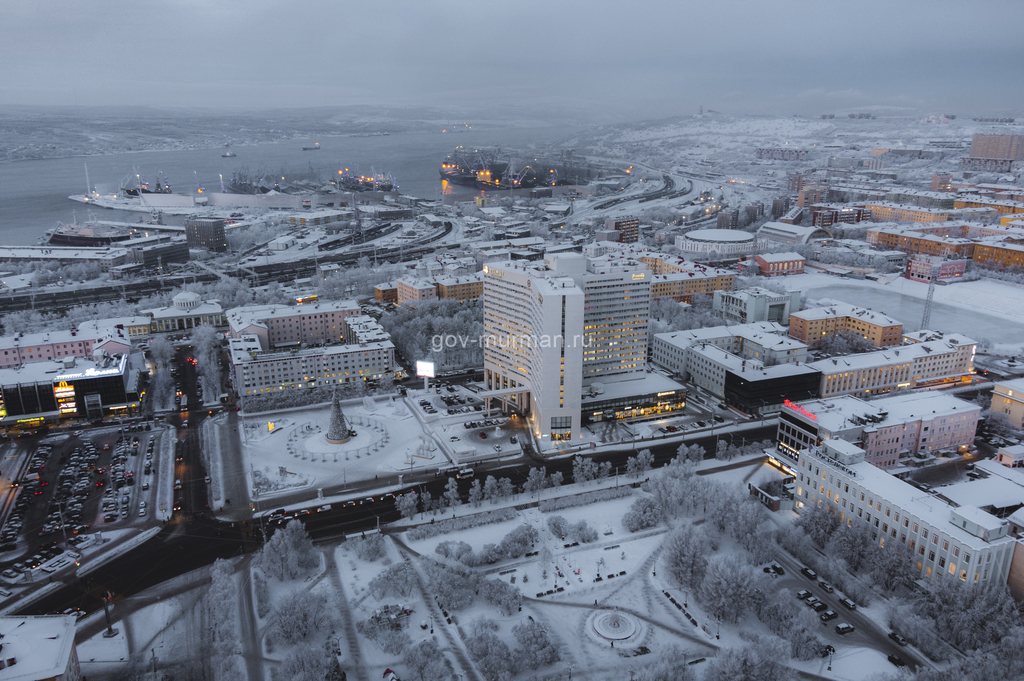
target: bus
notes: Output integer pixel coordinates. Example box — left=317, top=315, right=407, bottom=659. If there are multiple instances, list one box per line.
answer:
left=179, top=395, right=188, bottom=412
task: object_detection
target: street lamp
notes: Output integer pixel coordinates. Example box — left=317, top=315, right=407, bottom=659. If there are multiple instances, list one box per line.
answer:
left=565, top=664, right=575, bottom=680
left=716, top=616, right=720, bottom=640
left=828, top=649, right=833, bottom=671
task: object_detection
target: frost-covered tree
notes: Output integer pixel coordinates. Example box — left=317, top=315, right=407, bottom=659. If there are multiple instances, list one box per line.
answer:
left=495, top=477, right=514, bottom=501
left=354, top=533, right=386, bottom=562
left=499, top=524, right=538, bottom=558
left=403, top=640, right=456, bottom=681
left=275, top=646, right=335, bottom=681
left=702, top=637, right=787, bottom=681
left=478, top=578, right=522, bottom=616
left=676, top=443, right=705, bottom=464
left=272, top=588, right=332, bottom=644
left=523, top=467, right=547, bottom=496
left=627, top=448, right=655, bottom=478
left=443, top=476, right=461, bottom=510
left=794, top=505, right=840, bottom=548
left=256, top=519, right=318, bottom=580
left=622, top=496, right=662, bottom=532
left=482, top=475, right=498, bottom=503
left=634, top=645, right=695, bottom=681
left=396, top=491, right=418, bottom=520
left=547, top=515, right=569, bottom=540
left=468, top=479, right=483, bottom=507
left=367, top=562, right=417, bottom=601
left=465, top=623, right=515, bottom=681
left=512, top=618, right=560, bottom=668
left=662, top=525, right=708, bottom=591
left=700, top=554, right=763, bottom=623
left=572, top=455, right=599, bottom=484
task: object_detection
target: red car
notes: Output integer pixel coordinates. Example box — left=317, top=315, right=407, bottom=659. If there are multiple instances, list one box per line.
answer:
left=479, top=432, right=488, bottom=439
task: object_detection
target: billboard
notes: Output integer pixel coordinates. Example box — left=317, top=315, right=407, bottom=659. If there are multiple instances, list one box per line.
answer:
left=416, top=361, right=436, bottom=378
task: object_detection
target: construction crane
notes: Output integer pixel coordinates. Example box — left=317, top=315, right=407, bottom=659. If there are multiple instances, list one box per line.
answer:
left=920, top=261, right=941, bottom=330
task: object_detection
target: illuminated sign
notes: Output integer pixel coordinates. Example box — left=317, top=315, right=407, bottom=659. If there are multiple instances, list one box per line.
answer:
left=632, top=273, right=646, bottom=280
left=416, top=361, right=436, bottom=378
left=656, top=391, right=676, bottom=397
left=54, top=381, right=78, bottom=415
left=784, top=399, right=817, bottom=421
left=16, top=417, right=43, bottom=424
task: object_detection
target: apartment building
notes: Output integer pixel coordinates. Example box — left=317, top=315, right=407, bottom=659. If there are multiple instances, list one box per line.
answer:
left=789, top=304, right=902, bottom=349
left=973, top=239, right=1024, bottom=269
left=777, top=392, right=980, bottom=469
left=396, top=277, right=438, bottom=305
left=605, top=216, right=640, bottom=243
left=637, top=254, right=735, bottom=302
left=794, top=440, right=1015, bottom=588
left=991, top=378, right=1024, bottom=429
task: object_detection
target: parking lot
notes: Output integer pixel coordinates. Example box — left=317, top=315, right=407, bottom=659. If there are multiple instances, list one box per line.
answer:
left=0, top=420, right=163, bottom=571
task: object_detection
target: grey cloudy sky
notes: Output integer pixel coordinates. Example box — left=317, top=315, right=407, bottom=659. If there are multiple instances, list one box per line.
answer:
left=3, top=0, right=1022, bottom=117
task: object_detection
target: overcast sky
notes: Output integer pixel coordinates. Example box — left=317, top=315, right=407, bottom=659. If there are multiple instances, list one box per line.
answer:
left=4, top=0, right=1022, bottom=118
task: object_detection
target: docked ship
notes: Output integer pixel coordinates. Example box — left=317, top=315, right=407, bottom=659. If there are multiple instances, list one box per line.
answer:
left=335, top=169, right=398, bottom=192
left=439, top=147, right=561, bottom=190
left=120, top=170, right=172, bottom=198
left=302, top=142, right=321, bottom=151
left=46, top=220, right=137, bottom=247
left=222, top=151, right=237, bottom=158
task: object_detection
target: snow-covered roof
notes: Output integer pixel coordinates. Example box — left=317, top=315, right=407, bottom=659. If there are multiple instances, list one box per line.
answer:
left=225, top=301, right=358, bottom=333
left=580, top=372, right=685, bottom=402
left=757, top=251, right=805, bottom=263
left=0, top=352, right=129, bottom=385
left=792, top=303, right=901, bottom=327
left=0, top=615, right=78, bottom=681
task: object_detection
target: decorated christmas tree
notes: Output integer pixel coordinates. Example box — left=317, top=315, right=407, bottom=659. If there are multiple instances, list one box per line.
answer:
left=326, top=388, right=351, bottom=444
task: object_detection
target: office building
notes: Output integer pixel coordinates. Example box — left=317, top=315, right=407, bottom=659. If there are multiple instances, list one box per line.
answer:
left=793, top=440, right=1014, bottom=587
left=777, top=392, right=980, bottom=469
left=753, top=252, right=805, bottom=277
left=711, top=288, right=801, bottom=324
left=483, top=253, right=678, bottom=444
left=229, top=330, right=395, bottom=397
left=0, top=615, right=81, bottom=681
left=991, top=378, right=1024, bottom=429
left=808, top=333, right=976, bottom=397
left=226, top=300, right=360, bottom=351
left=789, top=304, right=902, bottom=349
left=183, top=217, right=227, bottom=252
left=652, top=322, right=808, bottom=379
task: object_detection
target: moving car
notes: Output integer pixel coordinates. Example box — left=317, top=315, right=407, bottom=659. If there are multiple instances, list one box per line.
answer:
left=888, top=632, right=908, bottom=646
left=835, top=623, right=855, bottom=635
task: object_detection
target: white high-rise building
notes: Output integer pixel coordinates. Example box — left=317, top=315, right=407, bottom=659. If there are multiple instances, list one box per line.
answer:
left=483, top=253, right=652, bottom=443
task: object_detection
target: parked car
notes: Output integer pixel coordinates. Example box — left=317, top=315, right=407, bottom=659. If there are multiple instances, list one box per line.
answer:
left=887, top=655, right=906, bottom=668
left=839, top=597, right=857, bottom=610
left=820, top=610, right=838, bottom=622
left=819, top=581, right=834, bottom=593
left=801, top=567, right=817, bottom=580
left=795, top=590, right=811, bottom=600
left=888, top=632, right=908, bottom=646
